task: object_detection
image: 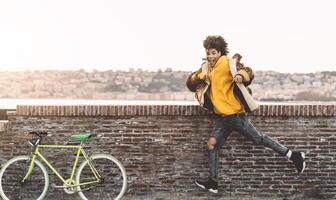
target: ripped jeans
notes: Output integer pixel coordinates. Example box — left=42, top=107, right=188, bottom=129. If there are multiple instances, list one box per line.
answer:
left=208, top=112, right=288, bottom=181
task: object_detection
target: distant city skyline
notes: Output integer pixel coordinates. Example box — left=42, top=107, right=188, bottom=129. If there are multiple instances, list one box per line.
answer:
left=0, top=0, right=335, bottom=73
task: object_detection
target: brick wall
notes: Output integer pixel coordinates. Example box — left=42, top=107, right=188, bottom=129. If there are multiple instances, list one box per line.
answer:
left=0, top=109, right=15, bottom=120
left=1, top=103, right=336, bottom=199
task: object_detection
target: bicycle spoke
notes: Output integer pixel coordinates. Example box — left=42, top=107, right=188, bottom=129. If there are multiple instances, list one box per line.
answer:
left=0, top=157, right=48, bottom=200
left=77, top=155, right=127, bottom=200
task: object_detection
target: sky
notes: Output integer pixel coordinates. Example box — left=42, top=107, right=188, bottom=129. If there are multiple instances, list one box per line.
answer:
left=0, top=0, right=335, bottom=73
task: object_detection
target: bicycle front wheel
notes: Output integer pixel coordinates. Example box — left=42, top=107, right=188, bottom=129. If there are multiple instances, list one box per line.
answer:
left=0, top=155, right=49, bottom=200
left=76, top=154, right=127, bottom=200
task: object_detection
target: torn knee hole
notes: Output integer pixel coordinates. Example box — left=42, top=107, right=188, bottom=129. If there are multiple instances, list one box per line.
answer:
left=207, top=137, right=217, bottom=150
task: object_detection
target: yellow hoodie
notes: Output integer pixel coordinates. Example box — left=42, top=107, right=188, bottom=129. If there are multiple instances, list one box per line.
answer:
left=209, top=56, right=244, bottom=115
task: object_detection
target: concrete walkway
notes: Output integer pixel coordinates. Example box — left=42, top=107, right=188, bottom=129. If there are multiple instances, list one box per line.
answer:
left=122, top=192, right=314, bottom=200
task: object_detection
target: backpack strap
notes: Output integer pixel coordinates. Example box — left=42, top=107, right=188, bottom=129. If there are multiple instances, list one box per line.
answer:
left=201, top=61, right=210, bottom=84
left=229, top=58, right=259, bottom=113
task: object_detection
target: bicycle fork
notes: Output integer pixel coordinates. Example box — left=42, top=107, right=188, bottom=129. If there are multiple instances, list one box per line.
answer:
left=21, top=154, right=38, bottom=183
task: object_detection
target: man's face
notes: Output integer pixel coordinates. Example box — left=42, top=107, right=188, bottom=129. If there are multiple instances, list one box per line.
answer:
left=206, top=48, right=221, bottom=67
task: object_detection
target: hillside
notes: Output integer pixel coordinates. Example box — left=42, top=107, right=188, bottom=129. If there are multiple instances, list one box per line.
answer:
left=0, top=69, right=335, bottom=101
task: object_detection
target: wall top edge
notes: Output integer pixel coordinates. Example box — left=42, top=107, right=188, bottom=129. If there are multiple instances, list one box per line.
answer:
left=13, top=103, right=336, bottom=117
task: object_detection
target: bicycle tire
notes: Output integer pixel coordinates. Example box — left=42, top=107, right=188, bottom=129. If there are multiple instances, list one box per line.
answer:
left=76, top=154, right=127, bottom=200
left=0, top=156, right=49, bottom=200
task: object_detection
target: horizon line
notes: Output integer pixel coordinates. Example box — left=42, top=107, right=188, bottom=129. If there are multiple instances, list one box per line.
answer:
left=0, top=68, right=335, bottom=74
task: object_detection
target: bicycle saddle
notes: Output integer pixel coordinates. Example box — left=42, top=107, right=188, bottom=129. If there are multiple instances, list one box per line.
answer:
left=71, top=133, right=93, bottom=141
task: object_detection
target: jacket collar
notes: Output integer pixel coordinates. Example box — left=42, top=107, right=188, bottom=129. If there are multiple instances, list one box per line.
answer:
left=211, top=55, right=227, bottom=71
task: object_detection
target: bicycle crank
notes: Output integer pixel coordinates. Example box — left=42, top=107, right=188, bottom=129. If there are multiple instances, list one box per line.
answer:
left=63, top=179, right=76, bottom=194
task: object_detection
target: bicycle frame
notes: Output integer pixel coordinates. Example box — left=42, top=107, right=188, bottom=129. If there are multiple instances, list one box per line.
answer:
left=22, top=143, right=102, bottom=188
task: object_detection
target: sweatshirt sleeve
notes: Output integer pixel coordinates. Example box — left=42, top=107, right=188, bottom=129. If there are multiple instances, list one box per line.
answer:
left=186, top=68, right=204, bottom=92
left=236, top=63, right=254, bottom=86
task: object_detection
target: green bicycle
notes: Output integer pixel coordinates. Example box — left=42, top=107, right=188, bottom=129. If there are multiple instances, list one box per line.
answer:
left=0, top=131, right=127, bottom=200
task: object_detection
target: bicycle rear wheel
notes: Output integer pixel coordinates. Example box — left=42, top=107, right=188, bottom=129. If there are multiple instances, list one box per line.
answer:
left=0, top=156, right=49, bottom=200
left=76, top=154, right=127, bottom=200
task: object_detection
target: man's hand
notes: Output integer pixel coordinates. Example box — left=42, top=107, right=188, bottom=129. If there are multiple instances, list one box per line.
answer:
left=232, top=74, right=244, bottom=83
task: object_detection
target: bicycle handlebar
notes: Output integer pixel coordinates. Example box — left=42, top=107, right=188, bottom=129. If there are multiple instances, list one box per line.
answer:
left=26, top=131, right=48, bottom=146
left=28, top=131, right=48, bottom=136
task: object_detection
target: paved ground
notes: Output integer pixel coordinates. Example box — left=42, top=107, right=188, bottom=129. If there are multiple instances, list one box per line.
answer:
left=0, top=191, right=325, bottom=200
left=122, top=192, right=316, bottom=200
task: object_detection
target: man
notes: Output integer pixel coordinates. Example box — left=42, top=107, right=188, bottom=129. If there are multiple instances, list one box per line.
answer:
left=186, top=35, right=306, bottom=194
